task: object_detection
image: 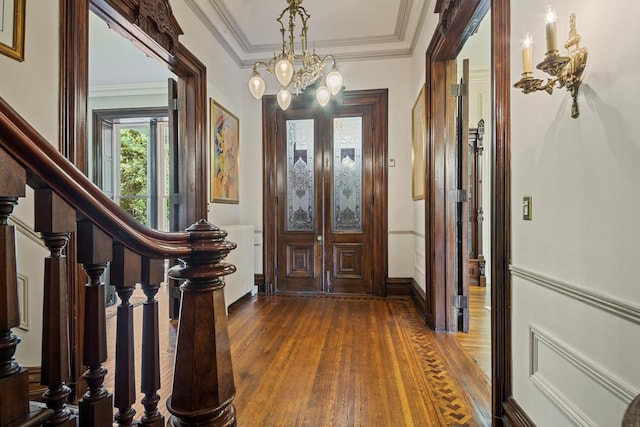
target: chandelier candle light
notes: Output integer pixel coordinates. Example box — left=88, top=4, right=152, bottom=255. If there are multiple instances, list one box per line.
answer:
left=248, top=0, right=344, bottom=110
left=513, top=6, right=588, bottom=118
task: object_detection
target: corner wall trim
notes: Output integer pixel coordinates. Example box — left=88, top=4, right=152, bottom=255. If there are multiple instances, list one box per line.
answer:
left=510, top=265, right=640, bottom=325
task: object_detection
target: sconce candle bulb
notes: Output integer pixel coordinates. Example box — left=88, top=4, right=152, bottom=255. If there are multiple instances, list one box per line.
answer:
left=522, top=33, right=533, bottom=75
left=544, top=6, right=558, bottom=54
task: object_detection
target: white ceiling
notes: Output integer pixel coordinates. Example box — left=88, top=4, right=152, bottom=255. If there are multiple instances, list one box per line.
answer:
left=183, top=0, right=434, bottom=67
left=88, top=1, right=491, bottom=88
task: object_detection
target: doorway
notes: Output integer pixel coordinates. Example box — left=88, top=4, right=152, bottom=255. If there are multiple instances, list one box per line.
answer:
left=263, top=90, right=388, bottom=296
left=91, top=108, right=171, bottom=231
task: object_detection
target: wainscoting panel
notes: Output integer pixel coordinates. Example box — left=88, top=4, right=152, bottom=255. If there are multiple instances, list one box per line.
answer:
left=511, top=266, right=640, bottom=426
left=223, top=225, right=255, bottom=312
left=388, top=230, right=414, bottom=278
left=529, top=326, right=635, bottom=426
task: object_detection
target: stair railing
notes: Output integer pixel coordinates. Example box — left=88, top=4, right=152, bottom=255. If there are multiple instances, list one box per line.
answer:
left=0, top=96, right=237, bottom=426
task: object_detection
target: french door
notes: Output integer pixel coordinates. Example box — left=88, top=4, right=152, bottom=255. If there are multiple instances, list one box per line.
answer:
left=264, top=90, right=388, bottom=295
left=274, top=103, right=374, bottom=294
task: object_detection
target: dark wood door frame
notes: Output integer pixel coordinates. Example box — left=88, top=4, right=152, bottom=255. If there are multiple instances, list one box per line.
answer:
left=61, top=0, right=208, bottom=226
left=59, top=0, right=207, bottom=398
left=263, top=89, right=388, bottom=297
left=424, top=0, right=522, bottom=425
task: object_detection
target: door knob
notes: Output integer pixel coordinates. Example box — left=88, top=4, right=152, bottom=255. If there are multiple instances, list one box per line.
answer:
left=316, top=235, right=322, bottom=242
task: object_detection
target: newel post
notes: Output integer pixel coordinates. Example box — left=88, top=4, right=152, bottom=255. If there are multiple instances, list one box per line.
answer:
left=166, top=220, right=237, bottom=427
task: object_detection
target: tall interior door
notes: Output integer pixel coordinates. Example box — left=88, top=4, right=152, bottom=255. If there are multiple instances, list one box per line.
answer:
left=452, top=58, right=470, bottom=332
left=275, top=103, right=374, bottom=294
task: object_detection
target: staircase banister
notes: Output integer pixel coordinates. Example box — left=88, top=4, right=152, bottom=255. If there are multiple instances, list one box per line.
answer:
left=0, top=96, right=217, bottom=258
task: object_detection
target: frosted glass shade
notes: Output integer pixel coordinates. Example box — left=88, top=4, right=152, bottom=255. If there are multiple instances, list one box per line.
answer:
left=316, top=85, right=331, bottom=107
left=275, top=59, right=294, bottom=86
left=325, top=69, right=343, bottom=96
left=248, top=73, right=266, bottom=99
left=277, top=87, right=292, bottom=110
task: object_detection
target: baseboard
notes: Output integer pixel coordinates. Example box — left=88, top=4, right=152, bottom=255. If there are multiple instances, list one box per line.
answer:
left=503, top=397, right=536, bottom=427
left=385, top=277, right=412, bottom=296
left=254, top=274, right=265, bottom=293
left=386, top=278, right=427, bottom=322
left=409, top=279, right=427, bottom=322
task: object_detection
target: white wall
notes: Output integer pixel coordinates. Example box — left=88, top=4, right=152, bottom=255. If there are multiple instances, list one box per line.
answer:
left=409, top=3, right=438, bottom=291
left=0, top=0, right=60, bottom=368
left=511, top=1, right=640, bottom=425
left=169, top=1, right=264, bottom=273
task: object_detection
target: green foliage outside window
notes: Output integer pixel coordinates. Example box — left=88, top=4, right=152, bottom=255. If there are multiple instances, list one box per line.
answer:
left=119, top=128, right=149, bottom=224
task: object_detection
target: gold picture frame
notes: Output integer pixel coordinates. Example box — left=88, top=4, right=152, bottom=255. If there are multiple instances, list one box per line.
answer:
left=411, top=84, right=426, bottom=200
left=210, top=99, right=240, bottom=204
left=0, top=0, right=25, bottom=61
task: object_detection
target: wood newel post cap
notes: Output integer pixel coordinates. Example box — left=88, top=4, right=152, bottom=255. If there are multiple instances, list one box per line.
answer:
left=168, top=220, right=237, bottom=282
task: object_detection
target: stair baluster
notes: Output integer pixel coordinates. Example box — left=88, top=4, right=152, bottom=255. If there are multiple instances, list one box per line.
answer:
left=140, top=256, right=165, bottom=426
left=34, top=188, right=77, bottom=426
left=0, top=149, right=30, bottom=425
left=112, top=243, right=140, bottom=425
left=77, top=220, right=113, bottom=426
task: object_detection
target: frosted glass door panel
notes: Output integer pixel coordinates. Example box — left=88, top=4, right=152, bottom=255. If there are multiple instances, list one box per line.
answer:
left=333, top=117, right=362, bottom=232
left=286, top=119, right=315, bottom=232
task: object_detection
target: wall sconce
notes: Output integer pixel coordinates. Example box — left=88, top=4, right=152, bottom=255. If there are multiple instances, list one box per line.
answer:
left=513, top=7, right=588, bottom=118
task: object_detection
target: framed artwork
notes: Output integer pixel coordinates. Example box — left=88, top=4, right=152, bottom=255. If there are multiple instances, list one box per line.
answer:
left=210, top=98, right=239, bottom=203
left=0, top=0, right=25, bottom=61
left=411, top=84, right=426, bottom=200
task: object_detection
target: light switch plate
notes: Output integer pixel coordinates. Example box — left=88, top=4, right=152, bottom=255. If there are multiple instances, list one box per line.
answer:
left=523, top=196, right=532, bottom=220
left=388, top=158, right=396, bottom=167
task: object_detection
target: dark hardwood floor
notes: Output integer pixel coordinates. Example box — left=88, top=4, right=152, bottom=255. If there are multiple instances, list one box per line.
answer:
left=103, top=286, right=491, bottom=426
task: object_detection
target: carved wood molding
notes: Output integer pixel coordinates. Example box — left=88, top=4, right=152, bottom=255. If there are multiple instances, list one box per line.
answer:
left=435, top=0, right=462, bottom=36
left=136, top=0, right=183, bottom=55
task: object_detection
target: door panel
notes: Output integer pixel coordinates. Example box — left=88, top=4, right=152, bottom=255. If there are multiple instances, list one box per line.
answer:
left=326, top=109, right=373, bottom=294
left=276, top=111, right=324, bottom=292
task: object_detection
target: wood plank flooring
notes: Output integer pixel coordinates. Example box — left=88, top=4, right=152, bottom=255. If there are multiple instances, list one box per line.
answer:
left=102, top=287, right=491, bottom=426
left=456, top=285, right=491, bottom=379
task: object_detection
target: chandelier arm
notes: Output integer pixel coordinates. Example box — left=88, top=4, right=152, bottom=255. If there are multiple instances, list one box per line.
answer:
left=253, top=61, right=274, bottom=74
left=276, top=6, right=289, bottom=55
left=320, top=54, right=337, bottom=68
left=297, top=6, right=310, bottom=53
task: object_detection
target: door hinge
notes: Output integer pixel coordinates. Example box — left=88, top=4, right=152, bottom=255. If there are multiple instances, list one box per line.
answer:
left=168, top=98, right=182, bottom=111
left=451, top=83, right=467, bottom=97
left=450, top=189, right=467, bottom=203
left=452, top=295, right=468, bottom=309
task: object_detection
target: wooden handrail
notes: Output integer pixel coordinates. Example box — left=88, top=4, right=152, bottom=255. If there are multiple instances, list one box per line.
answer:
left=0, top=96, right=235, bottom=258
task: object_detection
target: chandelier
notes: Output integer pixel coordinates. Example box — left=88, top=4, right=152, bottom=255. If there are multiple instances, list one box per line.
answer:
left=247, top=0, right=344, bottom=110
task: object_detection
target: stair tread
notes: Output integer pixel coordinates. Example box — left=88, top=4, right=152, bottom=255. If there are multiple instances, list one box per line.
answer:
left=6, top=403, right=54, bottom=427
